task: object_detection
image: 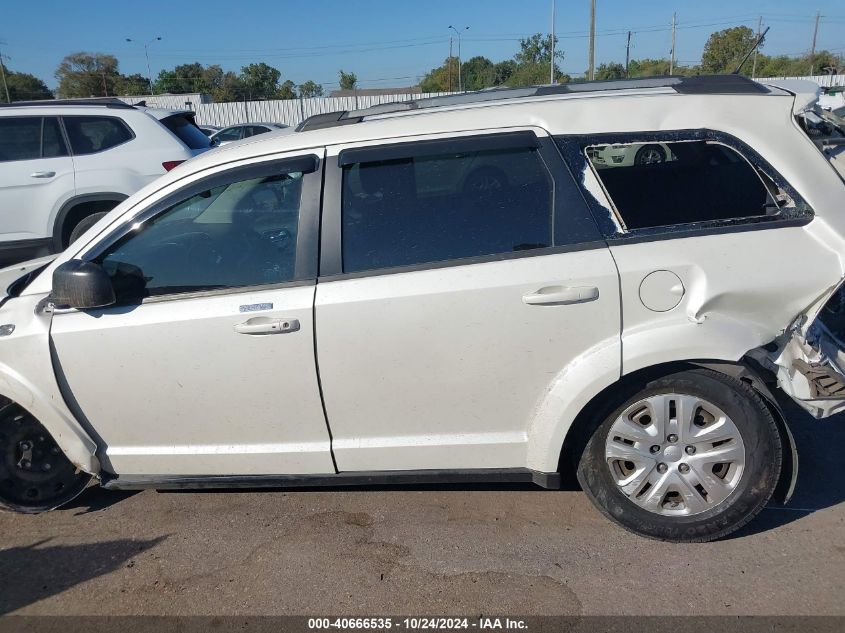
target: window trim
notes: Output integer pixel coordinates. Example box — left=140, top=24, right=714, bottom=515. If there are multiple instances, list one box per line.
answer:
left=82, top=153, right=323, bottom=304
left=320, top=131, right=603, bottom=278
left=60, top=115, right=136, bottom=156
left=555, top=129, right=814, bottom=240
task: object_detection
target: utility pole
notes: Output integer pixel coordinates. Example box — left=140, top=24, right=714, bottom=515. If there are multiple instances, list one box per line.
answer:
left=670, top=12, right=676, bottom=75
left=588, top=0, right=596, bottom=81
left=751, top=16, right=763, bottom=78
left=126, top=37, right=162, bottom=95
left=448, top=25, right=468, bottom=92
left=0, top=42, right=10, bottom=103
left=550, top=0, right=556, bottom=84
left=625, top=30, right=632, bottom=78
left=448, top=36, right=453, bottom=92
left=810, top=11, right=821, bottom=75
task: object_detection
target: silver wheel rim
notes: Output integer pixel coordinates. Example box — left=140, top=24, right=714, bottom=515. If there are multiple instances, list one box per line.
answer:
left=604, top=393, right=746, bottom=516
left=638, top=147, right=664, bottom=164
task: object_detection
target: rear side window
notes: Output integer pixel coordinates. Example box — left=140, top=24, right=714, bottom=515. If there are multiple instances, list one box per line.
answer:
left=341, top=144, right=553, bottom=273
left=63, top=116, right=133, bottom=155
left=244, top=126, right=270, bottom=138
left=0, top=116, right=68, bottom=162
left=215, top=127, right=243, bottom=142
left=161, top=114, right=212, bottom=150
left=584, top=139, right=791, bottom=230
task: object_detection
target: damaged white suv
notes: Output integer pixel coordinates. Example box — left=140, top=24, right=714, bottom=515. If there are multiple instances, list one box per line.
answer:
left=0, top=75, right=843, bottom=542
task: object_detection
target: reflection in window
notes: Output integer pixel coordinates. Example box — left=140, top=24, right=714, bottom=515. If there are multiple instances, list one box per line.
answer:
left=99, top=171, right=304, bottom=302
left=341, top=147, right=552, bottom=272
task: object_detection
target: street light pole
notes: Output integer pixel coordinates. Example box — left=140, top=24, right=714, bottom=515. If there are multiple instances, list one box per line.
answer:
left=448, top=25, right=469, bottom=92
left=126, top=36, right=162, bottom=95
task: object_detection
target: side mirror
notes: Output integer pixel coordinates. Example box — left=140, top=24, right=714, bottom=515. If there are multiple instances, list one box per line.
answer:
left=51, top=260, right=116, bottom=309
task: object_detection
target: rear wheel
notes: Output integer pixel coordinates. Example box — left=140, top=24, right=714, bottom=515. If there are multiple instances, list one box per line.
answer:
left=0, top=401, right=92, bottom=513
left=633, top=144, right=667, bottom=165
left=577, top=368, right=781, bottom=542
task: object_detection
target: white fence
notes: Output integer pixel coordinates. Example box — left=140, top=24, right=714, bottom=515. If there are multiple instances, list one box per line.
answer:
left=117, top=74, right=845, bottom=128
left=190, top=92, right=453, bottom=128
left=756, top=74, right=845, bottom=88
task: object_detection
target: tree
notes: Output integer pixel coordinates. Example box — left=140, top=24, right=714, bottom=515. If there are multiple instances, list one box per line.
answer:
left=701, top=26, right=758, bottom=74
left=298, top=80, right=323, bottom=98
left=1, top=64, right=52, bottom=100
left=153, top=62, right=208, bottom=94
left=338, top=70, right=357, bottom=90
left=507, top=33, right=565, bottom=87
left=277, top=79, right=296, bottom=99
left=114, top=73, right=150, bottom=95
left=55, top=52, right=121, bottom=97
left=595, top=62, right=625, bottom=80
left=419, top=57, right=458, bottom=92
left=240, top=62, right=281, bottom=100
left=461, top=56, right=497, bottom=91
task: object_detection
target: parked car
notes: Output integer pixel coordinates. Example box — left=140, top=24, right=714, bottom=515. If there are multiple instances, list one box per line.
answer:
left=1, top=76, right=844, bottom=542
left=209, top=122, right=289, bottom=145
left=586, top=142, right=675, bottom=167
left=198, top=124, right=221, bottom=136
left=0, top=99, right=212, bottom=266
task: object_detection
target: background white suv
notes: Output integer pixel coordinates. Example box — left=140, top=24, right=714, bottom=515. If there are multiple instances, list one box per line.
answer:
left=0, top=99, right=212, bottom=266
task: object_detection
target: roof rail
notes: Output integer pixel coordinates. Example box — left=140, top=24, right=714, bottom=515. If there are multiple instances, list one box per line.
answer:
left=0, top=97, right=136, bottom=109
left=296, top=75, right=769, bottom=132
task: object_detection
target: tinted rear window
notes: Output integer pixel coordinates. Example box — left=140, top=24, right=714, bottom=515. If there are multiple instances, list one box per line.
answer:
left=162, top=114, right=212, bottom=150
left=63, top=116, right=134, bottom=155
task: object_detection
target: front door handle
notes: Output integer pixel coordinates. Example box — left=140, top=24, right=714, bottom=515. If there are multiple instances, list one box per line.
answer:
left=30, top=171, right=56, bottom=178
left=234, top=316, right=300, bottom=335
left=522, top=285, right=599, bottom=306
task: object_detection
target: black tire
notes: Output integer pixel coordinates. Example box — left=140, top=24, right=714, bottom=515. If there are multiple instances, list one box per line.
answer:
left=67, top=212, right=108, bottom=246
left=633, top=144, right=667, bottom=165
left=577, top=368, right=782, bottom=542
left=0, top=401, right=92, bottom=514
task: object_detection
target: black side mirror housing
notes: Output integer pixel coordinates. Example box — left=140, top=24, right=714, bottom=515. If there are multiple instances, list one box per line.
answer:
left=52, top=260, right=116, bottom=309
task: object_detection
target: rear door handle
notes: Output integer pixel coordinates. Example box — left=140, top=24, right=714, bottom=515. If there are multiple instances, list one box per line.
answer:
left=234, top=316, right=300, bottom=335
left=30, top=171, right=56, bottom=178
left=522, top=285, right=599, bottom=306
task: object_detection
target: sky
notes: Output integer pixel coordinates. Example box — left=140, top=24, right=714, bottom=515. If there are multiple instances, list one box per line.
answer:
left=1, top=0, right=843, bottom=91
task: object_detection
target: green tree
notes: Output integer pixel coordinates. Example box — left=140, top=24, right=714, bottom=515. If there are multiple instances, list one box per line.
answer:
left=419, top=57, right=458, bottom=92
left=701, top=26, right=758, bottom=74
left=153, top=62, right=209, bottom=94
left=507, top=33, right=565, bottom=87
left=338, top=70, right=357, bottom=90
left=240, top=62, right=282, bottom=99
left=55, top=52, right=121, bottom=97
left=114, top=73, right=150, bottom=95
left=595, top=62, right=626, bottom=80
left=298, top=80, right=323, bottom=98
left=1, top=64, right=52, bottom=100
left=627, top=58, right=672, bottom=77
left=277, top=79, right=296, bottom=99
left=461, top=56, right=497, bottom=90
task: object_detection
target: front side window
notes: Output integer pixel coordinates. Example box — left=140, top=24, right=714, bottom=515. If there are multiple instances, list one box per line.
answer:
left=0, top=116, right=68, bottom=162
left=583, top=139, right=799, bottom=231
left=63, top=116, right=133, bottom=155
left=341, top=144, right=553, bottom=273
left=97, top=168, right=305, bottom=302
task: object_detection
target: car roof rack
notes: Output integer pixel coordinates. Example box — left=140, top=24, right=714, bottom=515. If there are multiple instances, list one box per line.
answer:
left=296, top=74, right=769, bottom=132
left=0, top=97, right=136, bottom=109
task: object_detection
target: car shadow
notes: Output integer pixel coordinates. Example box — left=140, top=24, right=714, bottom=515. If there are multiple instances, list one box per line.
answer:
left=63, top=486, right=140, bottom=515
left=728, top=394, right=845, bottom=539
left=0, top=536, right=165, bottom=614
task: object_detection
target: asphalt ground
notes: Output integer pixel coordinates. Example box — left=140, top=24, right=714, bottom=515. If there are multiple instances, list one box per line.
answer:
left=0, top=398, right=842, bottom=618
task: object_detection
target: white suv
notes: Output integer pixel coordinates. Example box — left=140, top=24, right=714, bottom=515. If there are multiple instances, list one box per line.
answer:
left=0, top=99, right=212, bottom=266
left=0, top=76, right=843, bottom=542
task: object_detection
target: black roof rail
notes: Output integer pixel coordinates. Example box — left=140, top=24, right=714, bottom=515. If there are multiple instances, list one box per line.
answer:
left=295, top=75, right=769, bottom=133
left=0, top=97, right=136, bottom=109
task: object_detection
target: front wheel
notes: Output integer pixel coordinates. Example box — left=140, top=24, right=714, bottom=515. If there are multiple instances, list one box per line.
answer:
left=577, top=368, right=782, bottom=542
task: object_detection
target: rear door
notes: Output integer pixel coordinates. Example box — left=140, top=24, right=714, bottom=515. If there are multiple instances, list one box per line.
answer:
left=49, top=151, right=333, bottom=476
left=314, top=129, right=621, bottom=471
left=0, top=116, right=75, bottom=243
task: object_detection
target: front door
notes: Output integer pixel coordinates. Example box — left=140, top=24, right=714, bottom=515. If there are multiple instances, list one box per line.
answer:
left=315, top=130, right=621, bottom=471
left=49, top=152, right=334, bottom=476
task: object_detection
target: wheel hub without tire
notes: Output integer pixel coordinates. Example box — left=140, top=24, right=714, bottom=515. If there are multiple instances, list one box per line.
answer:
left=604, top=393, right=746, bottom=516
left=0, top=401, right=91, bottom=512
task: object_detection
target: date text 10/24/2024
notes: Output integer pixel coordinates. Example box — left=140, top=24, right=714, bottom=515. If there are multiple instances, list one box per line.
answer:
left=307, top=617, right=528, bottom=630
